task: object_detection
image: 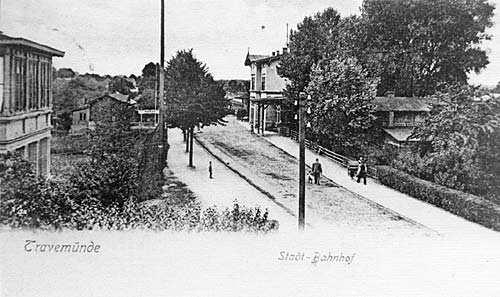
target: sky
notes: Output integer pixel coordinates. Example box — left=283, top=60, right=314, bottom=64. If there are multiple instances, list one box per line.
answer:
left=2, top=0, right=500, bottom=86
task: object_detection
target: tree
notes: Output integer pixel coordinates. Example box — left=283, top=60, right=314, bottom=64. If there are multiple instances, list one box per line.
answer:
left=279, top=7, right=342, bottom=93
left=165, top=49, right=228, bottom=166
left=354, top=0, right=494, bottom=97
left=399, top=85, right=500, bottom=202
left=52, top=76, right=108, bottom=130
left=306, top=55, right=380, bottom=155
left=56, top=68, right=76, bottom=79
left=142, top=62, right=157, bottom=78
left=278, top=8, right=343, bottom=130
left=108, top=76, right=134, bottom=95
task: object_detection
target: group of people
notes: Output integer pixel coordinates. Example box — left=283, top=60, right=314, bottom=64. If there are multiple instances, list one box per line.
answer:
left=209, top=157, right=368, bottom=186
left=309, top=157, right=368, bottom=185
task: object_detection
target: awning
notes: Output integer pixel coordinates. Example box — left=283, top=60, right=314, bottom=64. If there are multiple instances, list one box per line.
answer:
left=382, top=128, right=420, bottom=142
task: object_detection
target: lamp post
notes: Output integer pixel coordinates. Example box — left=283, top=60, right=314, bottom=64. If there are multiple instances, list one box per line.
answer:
left=298, top=91, right=306, bottom=230
left=158, top=0, right=166, bottom=168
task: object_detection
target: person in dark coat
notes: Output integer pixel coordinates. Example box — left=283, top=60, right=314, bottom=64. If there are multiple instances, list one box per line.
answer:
left=312, top=158, right=323, bottom=185
left=209, top=161, right=213, bottom=179
left=356, top=157, right=367, bottom=185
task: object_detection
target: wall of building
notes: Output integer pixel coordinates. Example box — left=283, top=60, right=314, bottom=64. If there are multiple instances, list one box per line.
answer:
left=263, top=60, right=286, bottom=92
left=0, top=46, right=54, bottom=176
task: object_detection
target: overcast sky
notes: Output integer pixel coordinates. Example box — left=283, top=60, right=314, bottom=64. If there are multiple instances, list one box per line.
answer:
left=2, top=0, right=500, bottom=85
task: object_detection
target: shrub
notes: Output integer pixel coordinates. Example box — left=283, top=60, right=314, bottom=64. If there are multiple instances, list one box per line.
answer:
left=236, top=109, right=248, bottom=120
left=376, top=165, right=500, bottom=231
left=1, top=152, right=278, bottom=232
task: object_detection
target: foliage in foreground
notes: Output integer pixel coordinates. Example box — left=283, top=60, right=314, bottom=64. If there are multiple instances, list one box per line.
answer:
left=394, top=85, right=500, bottom=203
left=376, top=165, right=500, bottom=231
left=0, top=152, right=277, bottom=232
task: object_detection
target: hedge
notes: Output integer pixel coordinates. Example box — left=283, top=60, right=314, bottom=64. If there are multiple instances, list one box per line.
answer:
left=376, top=165, right=500, bottom=231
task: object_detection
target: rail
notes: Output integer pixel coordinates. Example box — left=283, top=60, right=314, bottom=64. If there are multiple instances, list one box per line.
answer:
left=284, top=130, right=378, bottom=178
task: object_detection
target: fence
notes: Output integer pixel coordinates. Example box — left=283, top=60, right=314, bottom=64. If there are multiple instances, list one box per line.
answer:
left=286, top=130, right=378, bottom=178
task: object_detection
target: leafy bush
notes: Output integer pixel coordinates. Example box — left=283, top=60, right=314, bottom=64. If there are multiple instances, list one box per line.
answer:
left=1, top=152, right=278, bottom=232
left=405, top=85, right=500, bottom=202
left=376, top=165, right=500, bottom=231
left=236, top=109, right=248, bottom=120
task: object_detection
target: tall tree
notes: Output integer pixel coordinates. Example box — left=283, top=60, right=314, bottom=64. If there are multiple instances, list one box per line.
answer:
left=306, top=55, right=380, bottom=155
left=108, top=76, right=134, bottom=95
left=279, top=7, right=342, bottom=94
left=400, top=85, right=500, bottom=201
left=354, top=0, right=494, bottom=97
left=277, top=8, right=343, bottom=131
left=165, top=49, right=228, bottom=166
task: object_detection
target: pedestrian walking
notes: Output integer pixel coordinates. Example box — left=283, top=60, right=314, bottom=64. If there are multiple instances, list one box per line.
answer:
left=356, top=157, right=367, bottom=185
left=312, top=158, right=323, bottom=185
left=209, top=161, right=213, bottom=179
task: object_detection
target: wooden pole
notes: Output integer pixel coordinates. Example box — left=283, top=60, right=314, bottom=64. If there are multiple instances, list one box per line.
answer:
left=298, top=92, right=306, bottom=230
left=158, top=0, right=166, bottom=168
left=189, top=126, right=194, bottom=167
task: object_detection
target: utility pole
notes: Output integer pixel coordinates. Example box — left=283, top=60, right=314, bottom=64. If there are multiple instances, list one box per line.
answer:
left=158, top=0, right=166, bottom=168
left=298, top=91, right=306, bottom=230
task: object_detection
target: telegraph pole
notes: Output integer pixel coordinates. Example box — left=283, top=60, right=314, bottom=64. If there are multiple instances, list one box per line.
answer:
left=158, top=0, right=166, bottom=168
left=298, top=91, right=306, bottom=230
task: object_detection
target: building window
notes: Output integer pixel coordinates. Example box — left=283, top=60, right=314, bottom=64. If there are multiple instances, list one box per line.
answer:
left=0, top=57, right=4, bottom=112
left=261, top=74, right=266, bottom=91
left=40, top=63, right=49, bottom=108
left=14, top=56, right=27, bottom=111
left=28, top=60, right=36, bottom=110
left=251, top=74, right=255, bottom=91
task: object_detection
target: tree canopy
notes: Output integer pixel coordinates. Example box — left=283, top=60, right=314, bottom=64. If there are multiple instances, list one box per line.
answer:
left=396, top=85, right=500, bottom=202
left=165, top=49, right=228, bottom=130
left=278, top=7, right=342, bottom=96
left=354, top=0, right=495, bottom=96
left=306, top=55, right=380, bottom=154
left=108, top=76, right=135, bottom=95
left=279, top=0, right=494, bottom=98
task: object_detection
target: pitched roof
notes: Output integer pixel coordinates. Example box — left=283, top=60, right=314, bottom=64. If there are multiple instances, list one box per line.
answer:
left=382, top=128, right=420, bottom=142
left=86, top=93, right=134, bottom=106
left=374, top=96, right=431, bottom=112
left=0, top=32, right=64, bottom=57
left=244, top=53, right=270, bottom=65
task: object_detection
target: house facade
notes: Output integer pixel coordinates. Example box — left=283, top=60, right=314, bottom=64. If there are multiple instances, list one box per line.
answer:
left=244, top=49, right=288, bottom=134
left=373, top=94, right=430, bottom=147
left=71, top=93, right=137, bottom=133
left=0, top=32, right=64, bottom=175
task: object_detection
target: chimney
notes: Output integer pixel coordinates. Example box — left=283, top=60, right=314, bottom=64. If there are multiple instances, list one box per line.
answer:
left=276, top=49, right=280, bottom=55
left=385, top=91, right=395, bottom=97
left=282, top=47, right=288, bottom=54
left=272, top=52, right=275, bottom=56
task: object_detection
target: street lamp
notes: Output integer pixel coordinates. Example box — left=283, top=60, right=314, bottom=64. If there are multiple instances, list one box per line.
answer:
left=298, top=91, right=307, bottom=230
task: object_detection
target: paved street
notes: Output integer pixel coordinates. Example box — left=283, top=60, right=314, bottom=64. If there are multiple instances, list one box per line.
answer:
left=191, top=117, right=439, bottom=236
left=167, top=127, right=298, bottom=232
left=235, top=117, right=500, bottom=239
left=166, top=117, right=500, bottom=239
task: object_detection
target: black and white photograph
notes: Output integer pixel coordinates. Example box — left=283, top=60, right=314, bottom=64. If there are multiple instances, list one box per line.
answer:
left=1, top=0, right=500, bottom=296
